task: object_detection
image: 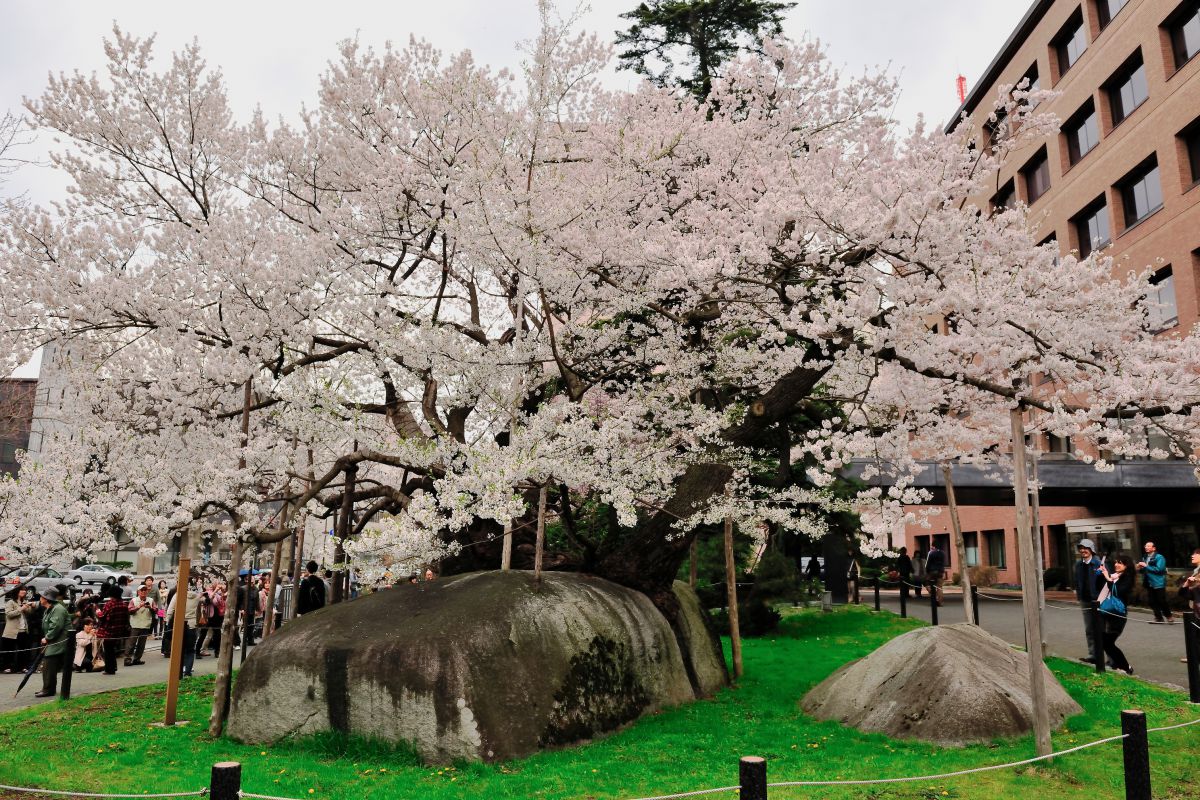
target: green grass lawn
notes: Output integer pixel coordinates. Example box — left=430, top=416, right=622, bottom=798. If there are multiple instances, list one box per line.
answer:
left=0, top=606, right=1196, bottom=800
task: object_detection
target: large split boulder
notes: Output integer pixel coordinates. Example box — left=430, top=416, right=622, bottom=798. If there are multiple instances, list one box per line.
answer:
left=801, top=623, right=1081, bottom=746
left=228, top=571, right=726, bottom=762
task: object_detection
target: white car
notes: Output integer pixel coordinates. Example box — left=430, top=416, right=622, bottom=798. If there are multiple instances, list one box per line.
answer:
left=4, top=565, right=68, bottom=596
left=65, top=563, right=134, bottom=587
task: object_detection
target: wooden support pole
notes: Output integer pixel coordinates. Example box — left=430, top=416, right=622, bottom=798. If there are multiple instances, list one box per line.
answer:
left=724, top=511, right=743, bottom=680
left=164, top=545, right=191, bottom=726
left=941, top=464, right=975, bottom=625
left=533, top=485, right=547, bottom=582
left=689, top=537, right=698, bottom=588
left=500, top=520, right=513, bottom=571
left=1011, top=407, right=1052, bottom=757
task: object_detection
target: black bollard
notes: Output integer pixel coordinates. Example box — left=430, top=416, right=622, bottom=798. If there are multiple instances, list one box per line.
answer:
left=1185, top=612, right=1200, bottom=704
left=971, top=585, right=980, bottom=626
left=899, top=582, right=908, bottom=618
left=873, top=577, right=880, bottom=612
left=59, top=629, right=76, bottom=700
left=1093, top=603, right=1106, bottom=674
left=930, top=586, right=938, bottom=626
left=210, top=762, right=242, bottom=800
left=739, top=756, right=767, bottom=800
left=1120, top=710, right=1151, bottom=800
left=852, top=578, right=860, bottom=606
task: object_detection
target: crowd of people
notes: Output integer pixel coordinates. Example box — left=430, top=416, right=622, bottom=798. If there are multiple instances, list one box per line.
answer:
left=1, top=563, right=335, bottom=697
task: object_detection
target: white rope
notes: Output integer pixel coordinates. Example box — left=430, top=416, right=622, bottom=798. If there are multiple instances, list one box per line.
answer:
left=0, top=785, right=206, bottom=798
left=765, top=733, right=1127, bottom=788
left=620, top=786, right=739, bottom=800
left=1147, top=716, right=1200, bottom=733
left=239, top=792, right=308, bottom=800
left=977, top=591, right=1024, bottom=602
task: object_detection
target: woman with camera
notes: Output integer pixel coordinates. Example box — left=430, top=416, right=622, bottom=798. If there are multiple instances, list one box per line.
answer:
left=1097, top=554, right=1136, bottom=676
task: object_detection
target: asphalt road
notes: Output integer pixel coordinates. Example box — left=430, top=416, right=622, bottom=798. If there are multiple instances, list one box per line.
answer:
left=0, top=636, right=256, bottom=714
left=872, top=589, right=1193, bottom=689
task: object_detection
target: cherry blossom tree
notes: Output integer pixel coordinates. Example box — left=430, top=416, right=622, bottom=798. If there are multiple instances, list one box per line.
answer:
left=2, top=12, right=1199, bottom=627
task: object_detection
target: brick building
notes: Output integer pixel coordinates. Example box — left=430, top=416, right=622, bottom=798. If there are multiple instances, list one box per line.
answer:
left=0, top=378, right=36, bottom=477
left=902, top=0, right=1200, bottom=583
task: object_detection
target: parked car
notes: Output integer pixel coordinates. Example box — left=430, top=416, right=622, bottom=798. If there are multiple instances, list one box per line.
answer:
left=65, top=564, right=134, bottom=587
left=3, top=565, right=69, bottom=596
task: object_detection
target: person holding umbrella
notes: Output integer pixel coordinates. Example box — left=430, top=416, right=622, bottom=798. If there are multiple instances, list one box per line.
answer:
left=33, top=587, right=69, bottom=698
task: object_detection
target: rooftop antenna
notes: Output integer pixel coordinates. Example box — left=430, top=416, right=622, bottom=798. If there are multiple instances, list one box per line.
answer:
left=956, top=74, right=968, bottom=104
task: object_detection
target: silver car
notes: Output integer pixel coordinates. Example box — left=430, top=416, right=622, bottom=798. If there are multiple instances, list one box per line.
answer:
left=65, top=563, right=134, bottom=587
left=3, top=565, right=68, bottom=596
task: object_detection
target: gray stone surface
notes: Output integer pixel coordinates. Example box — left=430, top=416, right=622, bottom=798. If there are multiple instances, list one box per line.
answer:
left=228, top=571, right=723, bottom=762
left=801, top=623, right=1082, bottom=746
left=670, top=580, right=728, bottom=697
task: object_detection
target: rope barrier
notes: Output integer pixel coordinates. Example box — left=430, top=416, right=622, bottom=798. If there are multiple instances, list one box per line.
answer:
left=239, top=792, right=307, bottom=800
left=621, top=786, right=739, bottom=800
left=1146, top=716, right=1200, bottom=733
left=764, top=733, right=1128, bottom=788
left=0, top=625, right=233, bottom=656
left=0, top=784, right=207, bottom=798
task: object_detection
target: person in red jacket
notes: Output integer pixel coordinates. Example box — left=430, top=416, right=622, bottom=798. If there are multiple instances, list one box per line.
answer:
left=95, top=592, right=131, bottom=676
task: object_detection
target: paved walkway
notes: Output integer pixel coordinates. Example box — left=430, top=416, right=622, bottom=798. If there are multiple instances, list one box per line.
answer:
left=0, top=638, right=256, bottom=714
left=871, top=589, right=1193, bottom=689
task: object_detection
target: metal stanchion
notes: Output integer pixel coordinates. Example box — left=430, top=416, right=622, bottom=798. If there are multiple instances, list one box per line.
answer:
left=971, top=585, right=980, bottom=626
left=59, top=629, right=76, bottom=700
left=873, top=577, right=880, bottom=612
left=930, top=586, right=939, bottom=626
left=1093, top=603, right=1106, bottom=675
left=899, top=582, right=908, bottom=618
left=1185, top=611, right=1200, bottom=704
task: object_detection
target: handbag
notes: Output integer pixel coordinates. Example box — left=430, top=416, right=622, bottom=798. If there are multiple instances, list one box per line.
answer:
left=1099, top=583, right=1126, bottom=616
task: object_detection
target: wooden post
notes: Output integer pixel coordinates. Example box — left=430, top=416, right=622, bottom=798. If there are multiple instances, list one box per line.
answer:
left=164, top=546, right=191, bottom=726
left=332, top=462, right=356, bottom=604
left=209, top=762, right=242, bottom=800
left=930, top=588, right=939, bottom=626
left=972, top=585, right=980, bottom=625
left=533, top=485, right=547, bottom=582
left=1011, top=407, right=1052, bottom=757
left=738, top=756, right=766, bottom=800
left=1120, top=710, right=1151, bottom=800
left=1093, top=603, right=1107, bottom=674
left=500, top=520, right=513, bottom=570
left=1030, top=451, right=1046, bottom=612
left=263, top=536, right=285, bottom=638
left=941, top=464, right=975, bottom=625
left=724, top=511, right=743, bottom=680
left=1184, top=611, right=1200, bottom=703
left=873, top=576, right=880, bottom=612
left=241, top=547, right=256, bottom=666
left=899, top=581, right=908, bottom=618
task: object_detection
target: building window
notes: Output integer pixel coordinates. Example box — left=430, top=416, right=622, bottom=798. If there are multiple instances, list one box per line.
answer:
left=1105, top=50, right=1149, bottom=126
left=964, top=532, right=980, bottom=567
left=1064, top=99, right=1100, bottom=165
left=1054, top=9, right=1089, bottom=77
left=992, top=179, right=1016, bottom=212
left=1181, top=116, right=1200, bottom=185
left=1117, top=155, right=1163, bottom=228
left=1022, top=147, right=1051, bottom=204
left=1097, top=0, right=1129, bottom=29
left=1048, top=434, right=1074, bottom=453
left=1147, top=266, right=1179, bottom=331
left=0, top=442, right=17, bottom=462
left=1165, top=0, right=1200, bottom=70
left=985, top=530, right=1007, bottom=570
left=1072, top=196, right=1110, bottom=257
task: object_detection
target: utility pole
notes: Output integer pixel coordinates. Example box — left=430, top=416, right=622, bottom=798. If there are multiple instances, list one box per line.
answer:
left=1011, top=407, right=1052, bottom=757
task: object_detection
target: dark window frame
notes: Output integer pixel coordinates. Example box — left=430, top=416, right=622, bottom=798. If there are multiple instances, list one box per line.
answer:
left=1164, top=0, right=1200, bottom=70
left=992, top=178, right=1017, bottom=212
left=1105, top=49, right=1149, bottom=127
left=1021, top=147, right=1052, bottom=204
left=1072, top=195, right=1111, bottom=257
left=1064, top=98, right=1100, bottom=165
left=1180, top=115, right=1200, bottom=186
left=1097, top=0, right=1129, bottom=29
left=1147, top=265, right=1179, bottom=332
left=1117, top=154, right=1164, bottom=229
left=1053, top=8, right=1089, bottom=78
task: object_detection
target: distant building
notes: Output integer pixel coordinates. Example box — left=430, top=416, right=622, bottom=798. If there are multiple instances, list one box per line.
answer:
left=0, top=378, right=36, bottom=477
left=902, top=0, right=1200, bottom=583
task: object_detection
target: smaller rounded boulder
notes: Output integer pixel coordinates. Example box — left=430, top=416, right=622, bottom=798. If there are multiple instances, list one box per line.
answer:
left=801, top=623, right=1081, bottom=746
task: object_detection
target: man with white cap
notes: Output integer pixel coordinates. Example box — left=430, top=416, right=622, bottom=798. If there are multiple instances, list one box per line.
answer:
left=1073, top=539, right=1105, bottom=665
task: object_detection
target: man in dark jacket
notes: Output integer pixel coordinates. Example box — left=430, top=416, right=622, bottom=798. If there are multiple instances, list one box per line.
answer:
left=1074, top=538, right=1105, bottom=664
left=925, top=543, right=947, bottom=606
left=34, top=587, right=69, bottom=697
left=296, top=561, right=326, bottom=616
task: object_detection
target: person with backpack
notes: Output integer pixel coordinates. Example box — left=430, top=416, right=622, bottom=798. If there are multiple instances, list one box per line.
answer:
left=296, top=561, right=326, bottom=616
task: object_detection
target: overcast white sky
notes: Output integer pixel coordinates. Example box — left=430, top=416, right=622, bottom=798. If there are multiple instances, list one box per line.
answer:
left=1, top=0, right=1028, bottom=377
